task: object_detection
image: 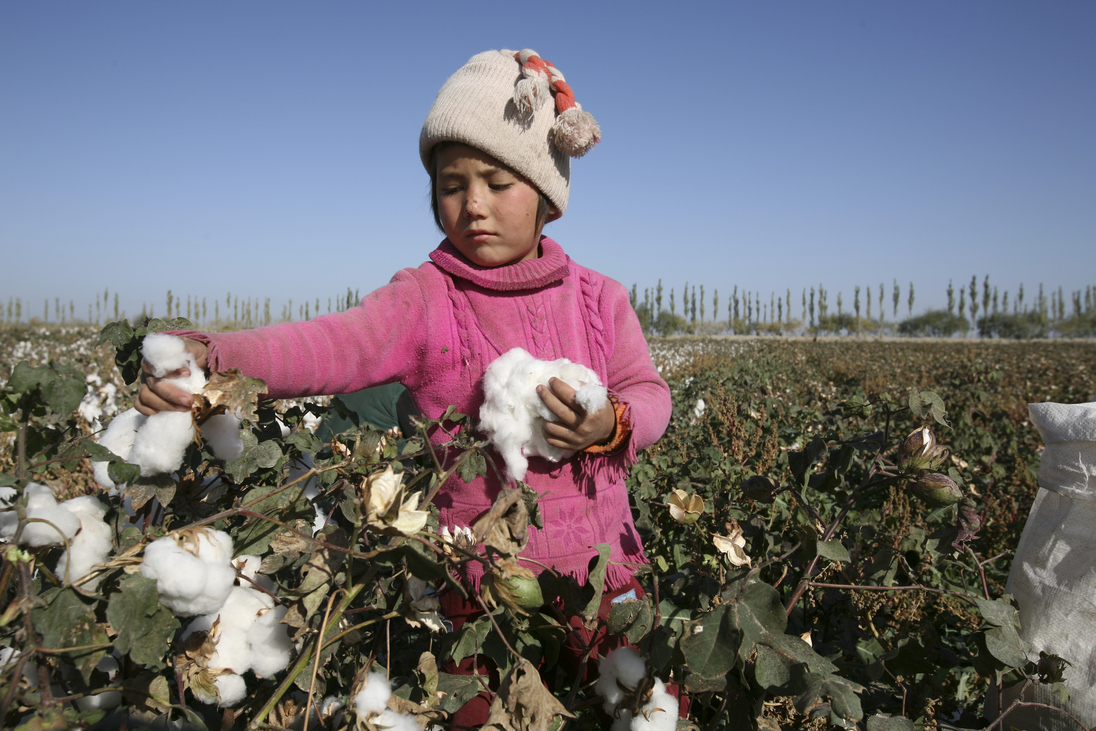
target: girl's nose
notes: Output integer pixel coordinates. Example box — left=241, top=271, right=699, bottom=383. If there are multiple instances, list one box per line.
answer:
left=463, top=188, right=486, bottom=218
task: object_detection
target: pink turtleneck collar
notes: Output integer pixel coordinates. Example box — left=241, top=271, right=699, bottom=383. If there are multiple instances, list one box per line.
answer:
left=428, top=236, right=571, bottom=292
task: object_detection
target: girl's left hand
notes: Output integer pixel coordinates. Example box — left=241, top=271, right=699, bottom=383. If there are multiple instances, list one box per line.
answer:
left=537, top=378, right=616, bottom=452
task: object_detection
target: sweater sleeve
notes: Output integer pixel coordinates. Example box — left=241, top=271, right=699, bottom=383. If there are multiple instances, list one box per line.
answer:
left=600, top=280, right=672, bottom=452
left=173, top=269, right=431, bottom=400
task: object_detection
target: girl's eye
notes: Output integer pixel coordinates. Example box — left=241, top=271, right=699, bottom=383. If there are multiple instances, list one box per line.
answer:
left=439, top=185, right=461, bottom=196
left=489, top=183, right=512, bottom=191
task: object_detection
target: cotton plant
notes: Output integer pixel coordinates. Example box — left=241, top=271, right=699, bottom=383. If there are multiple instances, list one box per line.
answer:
left=139, top=527, right=237, bottom=617
left=0, top=484, right=113, bottom=591
left=595, top=647, right=678, bottom=731
left=353, top=671, right=420, bottom=731
left=91, top=333, right=244, bottom=488
left=178, top=573, right=295, bottom=706
left=479, top=347, right=608, bottom=481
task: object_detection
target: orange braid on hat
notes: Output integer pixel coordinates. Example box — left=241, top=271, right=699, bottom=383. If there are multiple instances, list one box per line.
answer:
left=514, top=49, right=601, bottom=158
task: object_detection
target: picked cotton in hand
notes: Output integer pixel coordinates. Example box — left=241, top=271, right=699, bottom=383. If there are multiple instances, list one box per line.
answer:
left=479, top=347, right=608, bottom=481
left=128, top=334, right=207, bottom=476
left=91, top=334, right=244, bottom=484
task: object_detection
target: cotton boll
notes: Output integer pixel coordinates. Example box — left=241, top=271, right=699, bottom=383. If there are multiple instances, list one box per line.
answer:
left=55, top=497, right=113, bottom=590
left=217, top=586, right=273, bottom=631
left=480, top=348, right=607, bottom=481
left=354, top=671, right=392, bottom=716
left=201, top=413, right=244, bottom=461
left=372, top=709, right=420, bottom=731
left=608, top=647, right=647, bottom=688
left=631, top=679, right=678, bottom=731
left=128, top=411, right=195, bottom=476
left=93, top=408, right=146, bottom=489
left=193, top=527, right=234, bottom=564
left=212, top=672, right=247, bottom=707
left=248, top=606, right=294, bottom=678
left=21, top=483, right=80, bottom=547
left=141, top=530, right=237, bottom=616
left=596, top=647, right=650, bottom=714
left=209, top=627, right=252, bottom=674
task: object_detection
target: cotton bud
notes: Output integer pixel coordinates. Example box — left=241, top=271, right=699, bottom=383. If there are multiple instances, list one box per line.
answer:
left=909, top=470, right=963, bottom=508
left=898, top=426, right=948, bottom=474
left=741, top=475, right=777, bottom=504
left=667, top=489, right=704, bottom=525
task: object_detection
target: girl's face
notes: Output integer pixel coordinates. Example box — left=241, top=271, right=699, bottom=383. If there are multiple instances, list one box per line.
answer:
left=435, top=144, right=550, bottom=267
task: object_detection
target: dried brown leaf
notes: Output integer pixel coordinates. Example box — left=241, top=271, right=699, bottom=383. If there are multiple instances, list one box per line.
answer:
left=473, top=488, right=529, bottom=558
left=482, top=657, right=573, bottom=731
left=198, top=369, right=267, bottom=424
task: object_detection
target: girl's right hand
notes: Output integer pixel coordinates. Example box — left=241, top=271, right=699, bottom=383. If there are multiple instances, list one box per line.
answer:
left=134, top=338, right=210, bottom=416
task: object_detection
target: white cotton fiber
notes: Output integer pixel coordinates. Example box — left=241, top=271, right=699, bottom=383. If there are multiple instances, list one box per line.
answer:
left=209, top=627, right=252, bottom=675
left=55, top=496, right=113, bottom=590
left=92, top=408, right=147, bottom=490
left=372, top=709, right=420, bottom=731
left=124, top=334, right=209, bottom=477
left=248, top=605, right=294, bottom=678
left=212, top=672, right=247, bottom=707
left=183, top=584, right=294, bottom=680
left=140, top=529, right=237, bottom=616
left=354, top=671, right=392, bottom=715
left=129, top=410, right=195, bottom=477
left=201, top=413, right=244, bottom=462
left=480, top=347, right=608, bottom=481
left=20, top=483, right=80, bottom=547
left=597, top=647, right=677, bottom=730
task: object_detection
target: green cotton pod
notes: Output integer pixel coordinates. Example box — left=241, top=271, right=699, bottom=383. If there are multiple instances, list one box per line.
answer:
left=909, top=470, right=963, bottom=508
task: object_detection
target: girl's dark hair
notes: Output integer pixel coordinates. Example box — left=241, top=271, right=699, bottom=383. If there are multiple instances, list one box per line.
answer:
left=428, top=142, right=552, bottom=233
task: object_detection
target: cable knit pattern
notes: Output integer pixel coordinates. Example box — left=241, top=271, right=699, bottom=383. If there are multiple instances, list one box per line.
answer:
left=173, top=236, right=670, bottom=591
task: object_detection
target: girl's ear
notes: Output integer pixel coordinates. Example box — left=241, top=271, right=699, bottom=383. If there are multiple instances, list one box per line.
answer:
left=546, top=205, right=562, bottom=223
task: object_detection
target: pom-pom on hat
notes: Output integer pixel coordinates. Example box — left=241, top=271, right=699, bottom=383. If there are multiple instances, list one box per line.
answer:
left=420, top=49, right=601, bottom=216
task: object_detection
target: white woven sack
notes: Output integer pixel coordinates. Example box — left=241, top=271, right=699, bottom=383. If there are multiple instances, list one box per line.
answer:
left=997, top=401, right=1096, bottom=730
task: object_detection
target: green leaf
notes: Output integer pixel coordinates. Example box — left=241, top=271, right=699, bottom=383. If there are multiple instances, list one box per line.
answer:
left=436, top=672, right=484, bottom=714
left=866, top=715, right=915, bottom=731
left=755, top=643, right=791, bottom=689
left=451, top=614, right=493, bottom=664
left=32, top=588, right=110, bottom=684
left=107, top=574, right=180, bottom=671
left=125, top=473, right=176, bottom=511
left=224, top=431, right=283, bottom=483
left=607, top=598, right=654, bottom=644
left=581, top=544, right=611, bottom=622
left=0, top=473, right=15, bottom=487
left=816, top=539, right=851, bottom=563
left=983, top=624, right=1028, bottom=668
left=974, top=596, right=1020, bottom=628
left=908, top=390, right=950, bottom=428
left=457, top=449, right=487, bottom=484
left=680, top=605, right=740, bottom=678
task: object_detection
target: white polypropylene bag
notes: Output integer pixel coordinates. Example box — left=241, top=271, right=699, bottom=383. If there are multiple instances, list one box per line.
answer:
left=998, top=401, right=1096, bottom=730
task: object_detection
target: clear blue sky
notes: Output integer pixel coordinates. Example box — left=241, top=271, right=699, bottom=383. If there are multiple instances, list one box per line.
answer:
left=2, top=1, right=1094, bottom=324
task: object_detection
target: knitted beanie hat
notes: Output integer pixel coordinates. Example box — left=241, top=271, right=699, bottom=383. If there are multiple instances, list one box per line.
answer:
left=419, top=49, right=601, bottom=216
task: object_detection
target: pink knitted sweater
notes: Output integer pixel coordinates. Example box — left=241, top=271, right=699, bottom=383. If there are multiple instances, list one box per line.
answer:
left=179, top=237, right=671, bottom=590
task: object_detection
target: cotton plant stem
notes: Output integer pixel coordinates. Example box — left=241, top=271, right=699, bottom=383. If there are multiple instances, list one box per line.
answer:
left=303, top=589, right=345, bottom=731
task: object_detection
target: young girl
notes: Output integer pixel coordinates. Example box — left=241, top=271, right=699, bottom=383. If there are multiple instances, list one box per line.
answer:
left=137, top=49, right=672, bottom=724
